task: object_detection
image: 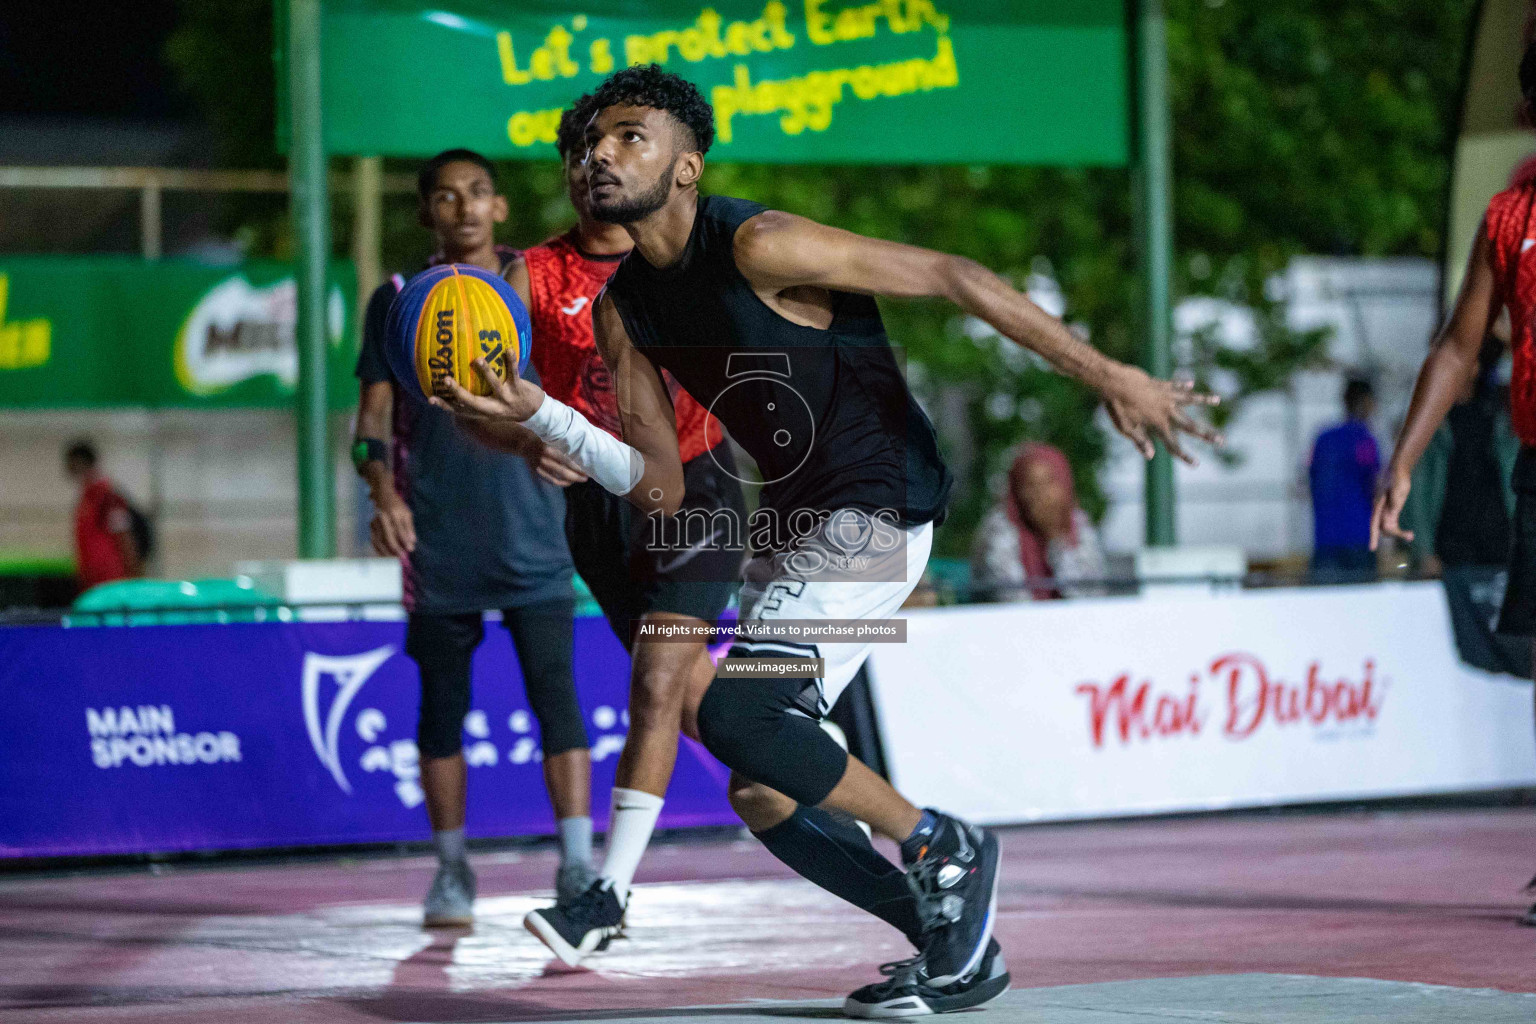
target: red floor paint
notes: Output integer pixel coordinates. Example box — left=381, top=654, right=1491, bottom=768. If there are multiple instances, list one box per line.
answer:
left=1, top=809, right=1532, bottom=1022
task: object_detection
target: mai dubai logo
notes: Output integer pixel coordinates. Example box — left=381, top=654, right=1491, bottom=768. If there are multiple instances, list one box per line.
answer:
left=175, top=275, right=345, bottom=395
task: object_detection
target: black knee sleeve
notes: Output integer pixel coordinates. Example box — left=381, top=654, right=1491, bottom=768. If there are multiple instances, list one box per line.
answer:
left=696, top=673, right=849, bottom=806
left=406, top=613, right=479, bottom=759
left=503, top=599, right=588, bottom=757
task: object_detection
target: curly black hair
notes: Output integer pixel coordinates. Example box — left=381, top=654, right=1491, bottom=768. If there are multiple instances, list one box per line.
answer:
left=556, top=92, right=597, bottom=160
left=588, top=64, right=714, bottom=155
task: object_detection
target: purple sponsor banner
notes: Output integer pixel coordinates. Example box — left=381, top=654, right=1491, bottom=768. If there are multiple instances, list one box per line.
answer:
left=0, top=616, right=735, bottom=858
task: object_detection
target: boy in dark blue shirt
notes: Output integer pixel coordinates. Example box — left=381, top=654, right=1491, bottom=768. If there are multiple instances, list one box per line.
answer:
left=354, top=150, right=593, bottom=926
left=1310, top=377, right=1380, bottom=581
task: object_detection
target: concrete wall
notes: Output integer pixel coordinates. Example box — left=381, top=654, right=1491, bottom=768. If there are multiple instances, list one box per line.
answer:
left=1099, top=257, right=1440, bottom=560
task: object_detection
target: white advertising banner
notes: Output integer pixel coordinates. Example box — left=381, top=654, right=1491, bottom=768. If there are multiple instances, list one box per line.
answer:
left=866, top=583, right=1536, bottom=824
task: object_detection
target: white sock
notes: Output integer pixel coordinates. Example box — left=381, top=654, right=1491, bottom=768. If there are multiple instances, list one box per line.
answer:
left=601, top=787, right=664, bottom=902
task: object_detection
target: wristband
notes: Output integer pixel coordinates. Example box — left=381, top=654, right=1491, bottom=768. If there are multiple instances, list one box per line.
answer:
left=523, top=394, right=646, bottom=496
left=351, top=437, right=387, bottom=474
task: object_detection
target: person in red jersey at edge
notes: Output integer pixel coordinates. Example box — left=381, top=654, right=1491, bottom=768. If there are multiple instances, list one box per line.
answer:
left=64, top=440, right=143, bottom=591
left=1371, top=40, right=1536, bottom=928
left=464, top=94, right=748, bottom=943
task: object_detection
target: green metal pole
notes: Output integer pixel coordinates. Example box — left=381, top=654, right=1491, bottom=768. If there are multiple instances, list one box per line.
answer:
left=288, top=0, right=335, bottom=558
left=1133, top=0, right=1176, bottom=547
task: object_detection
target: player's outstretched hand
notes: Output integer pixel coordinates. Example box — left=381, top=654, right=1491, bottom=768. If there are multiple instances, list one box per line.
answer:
left=1103, top=366, right=1223, bottom=465
left=429, top=357, right=544, bottom=422
left=1369, top=472, right=1413, bottom=551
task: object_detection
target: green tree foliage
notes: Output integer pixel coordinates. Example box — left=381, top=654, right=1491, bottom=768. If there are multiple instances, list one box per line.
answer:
left=167, top=0, right=1472, bottom=553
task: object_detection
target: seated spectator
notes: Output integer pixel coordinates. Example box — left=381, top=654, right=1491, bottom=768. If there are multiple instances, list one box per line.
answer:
left=64, top=440, right=144, bottom=592
left=971, top=442, right=1106, bottom=601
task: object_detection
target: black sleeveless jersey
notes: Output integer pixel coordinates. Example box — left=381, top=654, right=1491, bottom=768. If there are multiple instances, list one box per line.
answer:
left=604, top=195, right=951, bottom=528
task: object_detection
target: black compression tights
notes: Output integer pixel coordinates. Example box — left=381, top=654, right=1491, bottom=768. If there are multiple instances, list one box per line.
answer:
left=406, top=599, right=587, bottom=759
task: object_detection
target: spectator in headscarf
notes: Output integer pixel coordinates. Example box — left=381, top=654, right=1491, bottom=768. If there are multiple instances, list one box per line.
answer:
left=971, top=442, right=1107, bottom=601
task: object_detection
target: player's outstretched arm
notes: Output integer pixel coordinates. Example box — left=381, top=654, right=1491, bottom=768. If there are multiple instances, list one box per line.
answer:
left=1371, top=220, right=1500, bottom=550
left=732, top=210, right=1221, bottom=463
left=590, top=291, right=686, bottom=514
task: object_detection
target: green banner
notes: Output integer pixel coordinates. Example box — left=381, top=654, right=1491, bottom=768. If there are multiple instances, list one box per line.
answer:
left=0, top=257, right=356, bottom=409
left=284, top=0, right=1126, bottom=165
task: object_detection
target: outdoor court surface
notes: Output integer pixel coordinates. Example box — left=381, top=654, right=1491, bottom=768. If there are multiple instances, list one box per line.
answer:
left=1, top=808, right=1533, bottom=1023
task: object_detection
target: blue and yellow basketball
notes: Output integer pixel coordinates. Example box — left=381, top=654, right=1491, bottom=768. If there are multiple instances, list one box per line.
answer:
left=384, top=263, right=531, bottom=403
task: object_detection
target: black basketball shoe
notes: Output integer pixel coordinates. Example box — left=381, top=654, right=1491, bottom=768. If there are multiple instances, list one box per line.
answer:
left=902, top=811, right=1000, bottom=986
left=523, top=878, right=624, bottom=966
left=843, top=939, right=1009, bottom=1018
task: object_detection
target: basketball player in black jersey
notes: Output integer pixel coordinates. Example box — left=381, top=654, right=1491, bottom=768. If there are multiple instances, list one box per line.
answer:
left=436, top=65, right=1219, bottom=1018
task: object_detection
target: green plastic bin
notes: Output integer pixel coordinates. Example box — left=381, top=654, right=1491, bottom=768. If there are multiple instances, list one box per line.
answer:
left=70, top=577, right=282, bottom=626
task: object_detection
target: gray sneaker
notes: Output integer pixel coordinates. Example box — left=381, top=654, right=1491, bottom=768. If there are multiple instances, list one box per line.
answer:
left=423, top=860, right=476, bottom=927
left=556, top=861, right=599, bottom=906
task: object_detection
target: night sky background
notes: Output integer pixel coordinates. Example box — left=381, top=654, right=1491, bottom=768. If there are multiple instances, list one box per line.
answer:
left=0, top=2, right=187, bottom=119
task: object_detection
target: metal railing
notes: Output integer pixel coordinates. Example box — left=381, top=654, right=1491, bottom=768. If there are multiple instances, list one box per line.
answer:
left=0, top=164, right=414, bottom=260
left=0, top=569, right=1435, bottom=628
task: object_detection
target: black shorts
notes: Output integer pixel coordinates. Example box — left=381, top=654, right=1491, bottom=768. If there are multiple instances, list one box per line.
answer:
left=1497, top=447, right=1536, bottom=638
left=565, top=444, right=747, bottom=650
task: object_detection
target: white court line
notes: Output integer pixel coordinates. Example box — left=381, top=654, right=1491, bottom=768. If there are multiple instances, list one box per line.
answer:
left=180, top=877, right=909, bottom=994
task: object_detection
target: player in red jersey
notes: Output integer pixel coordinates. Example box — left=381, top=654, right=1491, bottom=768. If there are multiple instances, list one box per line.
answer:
left=1372, top=40, right=1536, bottom=928
left=465, top=97, right=749, bottom=959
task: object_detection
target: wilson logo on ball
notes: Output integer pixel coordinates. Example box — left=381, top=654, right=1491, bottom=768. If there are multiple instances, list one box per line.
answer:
left=430, top=310, right=453, bottom=379
left=384, top=263, right=531, bottom=403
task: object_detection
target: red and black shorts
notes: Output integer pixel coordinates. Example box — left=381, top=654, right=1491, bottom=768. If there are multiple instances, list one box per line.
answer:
left=565, top=444, right=747, bottom=650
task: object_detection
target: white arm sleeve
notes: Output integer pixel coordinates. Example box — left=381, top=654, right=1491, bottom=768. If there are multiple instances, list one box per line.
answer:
left=522, top=393, right=646, bottom=496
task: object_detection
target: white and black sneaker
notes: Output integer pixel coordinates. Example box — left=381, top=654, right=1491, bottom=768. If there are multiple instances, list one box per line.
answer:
left=903, top=811, right=1000, bottom=986
left=523, top=879, right=624, bottom=966
left=844, top=939, right=1009, bottom=1018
